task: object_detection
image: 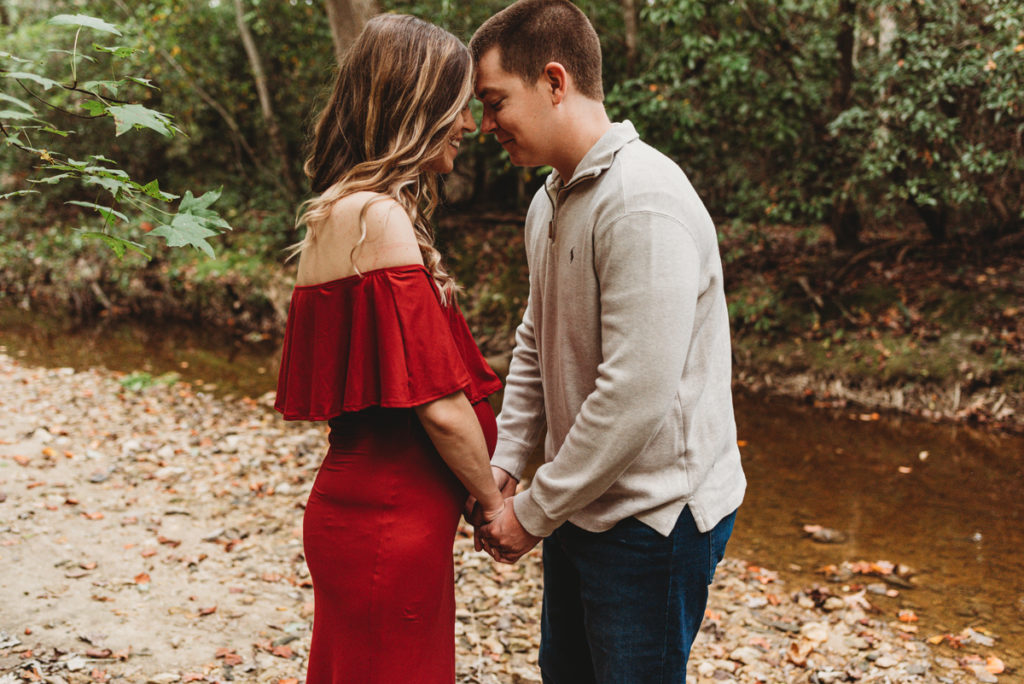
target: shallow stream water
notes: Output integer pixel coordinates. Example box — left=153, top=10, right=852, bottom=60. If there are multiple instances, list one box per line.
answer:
left=2, top=307, right=1022, bottom=670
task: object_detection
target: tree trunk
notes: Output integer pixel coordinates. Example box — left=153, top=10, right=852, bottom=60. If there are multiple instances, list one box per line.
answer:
left=324, top=0, right=378, bottom=66
left=830, top=195, right=862, bottom=251
left=233, top=0, right=298, bottom=196
left=826, top=0, right=861, bottom=250
left=832, top=0, right=856, bottom=111
left=621, top=0, right=638, bottom=77
left=878, top=6, right=897, bottom=55
left=910, top=199, right=948, bottom=242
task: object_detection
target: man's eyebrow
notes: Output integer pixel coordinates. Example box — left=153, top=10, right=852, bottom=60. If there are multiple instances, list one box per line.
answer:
left=475, top=87, right=503, bottom=100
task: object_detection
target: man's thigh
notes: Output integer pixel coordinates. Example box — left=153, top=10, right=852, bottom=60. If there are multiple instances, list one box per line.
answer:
left=545, top=508, right=735, bottom=684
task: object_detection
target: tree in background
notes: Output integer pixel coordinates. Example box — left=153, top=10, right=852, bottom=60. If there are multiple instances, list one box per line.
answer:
left=3, top=0, right=1022, bottom=258
left=1, top=9, right=231, bottom=257
left=605, top=0, right=1023, bottom=248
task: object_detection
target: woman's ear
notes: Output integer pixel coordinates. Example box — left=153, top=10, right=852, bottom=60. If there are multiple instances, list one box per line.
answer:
left=542, top=62, right=568, bottom=105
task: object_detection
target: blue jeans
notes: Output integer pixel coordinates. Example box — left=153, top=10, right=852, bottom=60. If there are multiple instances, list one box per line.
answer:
left=539, top=506, right=736, bottom=684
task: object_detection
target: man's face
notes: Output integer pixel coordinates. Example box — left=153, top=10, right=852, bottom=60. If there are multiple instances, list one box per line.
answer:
left=474, top=48, right=553, bottom=168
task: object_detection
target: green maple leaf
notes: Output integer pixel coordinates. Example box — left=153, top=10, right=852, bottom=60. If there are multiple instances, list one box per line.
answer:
left=150, top=213, right=219, bottom=257
left=106, top=104, right=175, bottom=137
left=48, top=14, right=122, bottom=36
left=3, top=72, right=61, bottom=91
left=79, top=231, right=149, bottom=259
left=66, top=200, right=129, bottom=225
left=0, top=93, right=35, bottom=113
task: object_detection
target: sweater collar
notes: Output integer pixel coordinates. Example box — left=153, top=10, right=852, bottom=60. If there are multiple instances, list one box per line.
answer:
left=546, top=120, right=639, bottom=194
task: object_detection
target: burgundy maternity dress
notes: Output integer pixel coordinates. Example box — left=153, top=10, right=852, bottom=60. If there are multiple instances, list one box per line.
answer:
left=275, top=264, right=502, bottom=683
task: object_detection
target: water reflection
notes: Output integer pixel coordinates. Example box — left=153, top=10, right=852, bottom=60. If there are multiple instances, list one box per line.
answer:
left=731, top=391, right=1024, bottom=664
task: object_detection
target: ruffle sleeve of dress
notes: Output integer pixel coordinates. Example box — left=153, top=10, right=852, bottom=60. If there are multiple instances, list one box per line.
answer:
left=274, top=264, right=502, bottom=421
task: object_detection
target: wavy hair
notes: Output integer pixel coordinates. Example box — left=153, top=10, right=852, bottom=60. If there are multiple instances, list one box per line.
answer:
left=293, top=14, right=472, bottom=303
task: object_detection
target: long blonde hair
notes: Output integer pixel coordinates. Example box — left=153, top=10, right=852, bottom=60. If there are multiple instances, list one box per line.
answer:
left=294, top=14, right=472, bottom=302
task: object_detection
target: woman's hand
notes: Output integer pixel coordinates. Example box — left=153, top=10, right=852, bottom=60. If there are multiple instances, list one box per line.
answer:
left=465, top=466, right=518, bottom=527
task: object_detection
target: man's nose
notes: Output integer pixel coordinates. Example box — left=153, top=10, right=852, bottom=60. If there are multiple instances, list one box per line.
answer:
left=480, top=109, right=496, bottom=134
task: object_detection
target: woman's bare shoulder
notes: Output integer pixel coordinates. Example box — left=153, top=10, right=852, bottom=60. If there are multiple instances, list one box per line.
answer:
left=296, top=192, right=422, bottom=286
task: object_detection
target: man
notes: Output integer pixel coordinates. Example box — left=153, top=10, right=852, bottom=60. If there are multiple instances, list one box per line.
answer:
left=470, top=1, right=746, bottom=682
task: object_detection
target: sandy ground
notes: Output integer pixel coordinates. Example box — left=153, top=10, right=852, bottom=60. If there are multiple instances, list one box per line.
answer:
left=0, top=352, right=1011, bottom=683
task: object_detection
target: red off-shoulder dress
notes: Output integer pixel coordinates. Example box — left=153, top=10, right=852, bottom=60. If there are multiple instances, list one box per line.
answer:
left=275, top=264, right=502, bottom=683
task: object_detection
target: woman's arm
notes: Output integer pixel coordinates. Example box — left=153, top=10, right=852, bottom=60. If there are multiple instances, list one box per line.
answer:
left=415, top=392, right=505, bottom=522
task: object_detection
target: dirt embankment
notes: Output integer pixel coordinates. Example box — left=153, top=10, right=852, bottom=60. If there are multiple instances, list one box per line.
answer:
left=3, top=218, right=1022, bottom=432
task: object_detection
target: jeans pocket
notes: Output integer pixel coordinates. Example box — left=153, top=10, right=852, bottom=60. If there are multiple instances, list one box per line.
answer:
left=706, top=509, right=737, bottom=584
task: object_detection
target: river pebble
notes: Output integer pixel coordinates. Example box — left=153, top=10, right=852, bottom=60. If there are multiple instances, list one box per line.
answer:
left=0, top=352, right=1012, bottom=682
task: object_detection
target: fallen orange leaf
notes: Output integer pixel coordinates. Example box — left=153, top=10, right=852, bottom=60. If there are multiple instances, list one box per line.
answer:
left=986, top=656, right=1005, bottom=674
left=271, top=645, right=294, bottom=658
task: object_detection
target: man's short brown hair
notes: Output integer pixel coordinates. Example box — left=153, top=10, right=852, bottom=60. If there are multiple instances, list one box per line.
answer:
left=470, top=0, right=604, bottom=101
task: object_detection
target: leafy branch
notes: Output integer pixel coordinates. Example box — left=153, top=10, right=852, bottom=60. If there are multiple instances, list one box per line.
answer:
left=0, top=13, right=231, bottom=259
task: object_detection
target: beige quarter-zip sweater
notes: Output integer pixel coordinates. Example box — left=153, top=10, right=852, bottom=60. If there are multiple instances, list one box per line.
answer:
left=492, top=121, right=746, bottom=538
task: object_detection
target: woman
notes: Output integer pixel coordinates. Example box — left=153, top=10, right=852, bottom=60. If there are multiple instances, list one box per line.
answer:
left=274, top=14, right=505, bottom=682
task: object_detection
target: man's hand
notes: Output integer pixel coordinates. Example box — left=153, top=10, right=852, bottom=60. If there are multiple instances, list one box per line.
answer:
left=465, top=466, right=518, bottom=531
left=477, top=501, right=542, bottom=564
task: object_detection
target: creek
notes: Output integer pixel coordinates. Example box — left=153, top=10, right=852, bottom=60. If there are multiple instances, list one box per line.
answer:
left=2, top=307, right=1022, bottom=670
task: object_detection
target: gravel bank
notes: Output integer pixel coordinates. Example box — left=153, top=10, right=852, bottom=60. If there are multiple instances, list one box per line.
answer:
left=0, top=353, right=1010, bottom=683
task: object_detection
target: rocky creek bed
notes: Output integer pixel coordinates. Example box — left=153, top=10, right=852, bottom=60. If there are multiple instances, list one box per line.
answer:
left=0, top=352, right=1013, bottom=683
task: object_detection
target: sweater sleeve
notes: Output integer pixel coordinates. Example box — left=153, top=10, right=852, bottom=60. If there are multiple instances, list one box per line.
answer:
left=513, top=211, right=701, bottom=537
left=491, top=293, right=546, bottom=480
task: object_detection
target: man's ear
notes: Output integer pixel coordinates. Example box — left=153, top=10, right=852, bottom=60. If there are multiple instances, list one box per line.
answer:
left=542, top=62, right=568, bottom=105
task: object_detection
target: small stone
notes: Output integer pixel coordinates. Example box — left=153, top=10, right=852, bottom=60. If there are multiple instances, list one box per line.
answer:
left=810, top=527, right=847, bottom=544
left=968, top=665, right=998, bottom=683
left=800, top=622, right=828, bottom=643
left=844, top=636, right=870, bottom=650
left=823, top=596, right=846, bottom=612
left=148, top=674, right=181, bottom=684
left=729, top=646, right=763, bottom=666
left=30, top=427, right=54, bottom=443
left=64, top=655, right=87, bottom=672
left=875, top=655, right=898, bottom=668
left=906, top=662, right=929, bottom=675
left=866, top=583, right=888, bottom=595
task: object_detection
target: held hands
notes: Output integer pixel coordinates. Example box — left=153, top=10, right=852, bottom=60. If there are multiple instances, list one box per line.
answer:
left=465, top=466, right=541, bottom=564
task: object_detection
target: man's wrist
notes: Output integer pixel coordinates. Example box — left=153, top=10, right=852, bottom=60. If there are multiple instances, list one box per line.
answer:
left=512, top=490, right=558, bottom=538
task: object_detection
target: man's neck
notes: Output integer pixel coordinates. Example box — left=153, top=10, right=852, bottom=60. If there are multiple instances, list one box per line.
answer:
left=551, top=103, right=612, bottom=182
